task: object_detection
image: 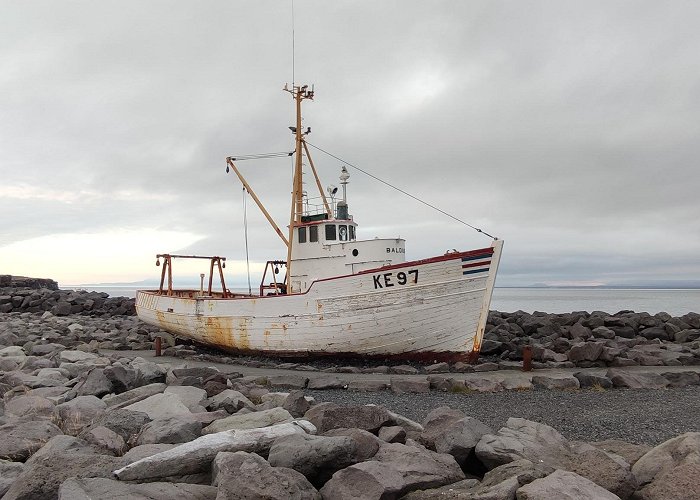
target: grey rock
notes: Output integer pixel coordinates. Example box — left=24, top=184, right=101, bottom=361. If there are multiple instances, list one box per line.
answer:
left=464, top=377, right=504, bottom=392
left=319, top=442, right=465, bottom=500
left=203, top=406, right=294, bottom=434
left=516, top=469, right=620, bottom=500
left=378, top=425, right=407, bottom=444
left=102, top=382, right=167, bottom=409
left=474, top=362, right=500, bottom=372
left=591, top=326, right=616, bottom=339
left=122, top=443, right=178, bottom=462
left=4, top=394, right=56, bottom=419
left=661, top=371, right=700, bottom=387
left=74, top=368, right=113, bottom=397
left=2, top=452, right=125, bottom=500
left=419, top=406, right=466, bottom=450
left=531, top=375, right=580, bottom=390
left=164, top=385, right=208, bottom=411
left=268, top=374, right=309, bottom=389
left=0, top=459, right=25, bottom=497
left=131, top=357, right=167, bottom=385
left=323, top=428, right=383, bottom=461
left=424, top=362, right=450, bottom=374
left=283, top=390, right=311, bottom=417
left=347, top=379, right=389, bottom=391
left=59, top=350, right=99, bottom=363
left=88, top=408, right=151, bottom=442
left=135, top=414, right=202, bottom=445
left=103, top=362, right=138, bottom=392
left=574, top=372, right=613, bottom=389
left=56, top=395, right=107, bottom=435
left=433, top=417, right=493, bottom=469
left=303, top=403, right=393, bottom=434
left=605, top=369, right=669, bottom=389
left=390, top=377, right=430, bottom=393
left=81, top=425, right=126, bottom=455
left=206, top=389, right=254, bottom=413
left=58, top=477, right=217, bottom=500
left=634, top=463, right=700, bottom=500
left=632, top=432, right=700, bottom=486
left=113, top=420, right=315, bottom=482
left=124, top=392, right=193, bottom=420
left=25, top=435, right=97, bottom=465
left=307, top=375, right=345, bottom=390
left=391, top=365, right=420, bottom=375
left=568, top=342, right=604, bottom=362
left=213, top=451, right=320, bottom=499
left=591, top=439, right=651, bottom=466
left=268, top=433, right=363, bottom=486
left=0, top=420, right=64, bottom=461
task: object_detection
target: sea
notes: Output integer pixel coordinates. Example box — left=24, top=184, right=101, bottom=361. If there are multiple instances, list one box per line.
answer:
left=68, top=286, right=700, bottom=317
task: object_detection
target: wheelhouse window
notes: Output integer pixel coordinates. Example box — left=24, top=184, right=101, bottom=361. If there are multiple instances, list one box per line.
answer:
left=338, top=225, right=348, bottom=241
left=309, top=225, right=318, bottom=242
left=349, top=225, right=355, bottom=240
left=325, top=224, right=336, bottom=241
left=298, top=227, right=306, bottom=243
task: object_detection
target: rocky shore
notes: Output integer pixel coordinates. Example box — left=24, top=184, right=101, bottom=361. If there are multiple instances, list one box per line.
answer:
left=1, top=279, right=700, bottom=498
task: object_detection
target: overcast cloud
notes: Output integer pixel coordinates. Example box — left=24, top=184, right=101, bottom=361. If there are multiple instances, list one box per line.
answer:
left=1, top=0, right=699, bottom=287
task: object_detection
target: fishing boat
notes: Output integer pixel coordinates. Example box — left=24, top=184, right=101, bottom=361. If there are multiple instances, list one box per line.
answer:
left=135, top=84, right=503, bottom=362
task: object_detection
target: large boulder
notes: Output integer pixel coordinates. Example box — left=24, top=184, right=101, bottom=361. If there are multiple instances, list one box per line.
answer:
left=403, top=459, right=553, bottom=500
left=606, top=369, right=669, bottom=389
left=432, top=417, right=493, bottom=470
left=134, top=415, right=202, bottom=445
left=516, top=469, right=620, bottom=499
left=205, top=389, right=254, bottom=413
left=4, top=395, right=56, bottom=419
left=123, top=392, right=193, bottom=420
left=86, top=408, right=151, bottom=442
left=418, top=407, right=465, bottom=449
left=475, top=418, right=635, bottom=498
left=634, top=462, right=700, bottom=500
left=0, top=420, right=64, bottom=461
left=58, top=477, right=217, bottom=500
left=319, top=442, right=465, bottom=499
left=164, top=385, right=208, bottom=412
left=2, top=453, right=125, bottom=500
left=0, top=460, right=24, bottom=497
left=632, top=432, right=700, bottom=486
left=268, top=433, right=366, bottom=486
left=304, top=403, right=394, bottom=434
left=56, top=395, right=107, bottom=435
left=213, top=451, right=320, bottom=499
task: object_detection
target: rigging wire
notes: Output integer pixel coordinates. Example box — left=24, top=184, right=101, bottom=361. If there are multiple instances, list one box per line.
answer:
left=305, top=141, right=497, bottom=240
left=228, top=151, right=294, bottom=161
left=242, top=187, right=252, bottom=295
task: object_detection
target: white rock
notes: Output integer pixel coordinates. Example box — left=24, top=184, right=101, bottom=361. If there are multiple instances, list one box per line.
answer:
left=124, top=392, right=193, bottom=420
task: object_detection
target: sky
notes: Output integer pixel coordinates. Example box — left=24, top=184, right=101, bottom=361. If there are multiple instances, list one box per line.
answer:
left=1, top=0, right=699, bottom=288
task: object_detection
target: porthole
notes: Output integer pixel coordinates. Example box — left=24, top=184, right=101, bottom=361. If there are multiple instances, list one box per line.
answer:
left=352, top=249, right=359, bottom=257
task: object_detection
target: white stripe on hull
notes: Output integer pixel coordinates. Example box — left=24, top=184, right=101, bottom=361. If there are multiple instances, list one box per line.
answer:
left=136, top=241, right=503, bottom=360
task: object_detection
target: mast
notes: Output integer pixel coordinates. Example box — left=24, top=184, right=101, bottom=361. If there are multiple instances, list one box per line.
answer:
left=284, top=84, right=314, bottom=293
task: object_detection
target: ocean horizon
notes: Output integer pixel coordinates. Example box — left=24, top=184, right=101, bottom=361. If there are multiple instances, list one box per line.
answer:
left=65, top=285, right=700, bottom=317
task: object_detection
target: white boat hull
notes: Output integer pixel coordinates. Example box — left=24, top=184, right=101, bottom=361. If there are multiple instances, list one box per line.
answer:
left=136, top=241, right=503, bottom=361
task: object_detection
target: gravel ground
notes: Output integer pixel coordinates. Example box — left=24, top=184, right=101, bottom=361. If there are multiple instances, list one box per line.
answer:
left=307, top=386, right=700, bottom=445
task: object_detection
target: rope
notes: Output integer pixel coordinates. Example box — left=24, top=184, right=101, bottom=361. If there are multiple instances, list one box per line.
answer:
left=305, top=141, right=497, bottom=240
left=242, top=187, right=252, bottom=295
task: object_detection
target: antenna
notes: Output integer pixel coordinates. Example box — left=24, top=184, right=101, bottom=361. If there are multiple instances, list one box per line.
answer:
left=291, top=0, right=295, bottom=86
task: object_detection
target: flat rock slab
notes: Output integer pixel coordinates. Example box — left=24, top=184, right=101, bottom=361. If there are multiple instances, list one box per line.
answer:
left=203, top=406, right=294, bottom=434
left=124, top=392, right=193, bottom=420
left=307, top=375, right=346, bottom=390
left=390, top=377, right=430, bottom=393
left=268, top=374, right=309, bottom=389
left=58, top=477, right=217, bottom=500
left=516, top=469, right=620, bottom=499
left=606, top=369, right=669, bottom=389
left=304, top=404, right=394, bottom=434
left=347, top=380, right=389, bottom=392
left=531, top=375, right=580, bottom=390
left=115, top=420, right=316, bottom=481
